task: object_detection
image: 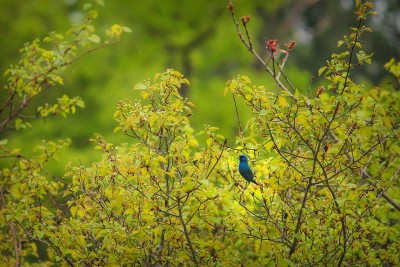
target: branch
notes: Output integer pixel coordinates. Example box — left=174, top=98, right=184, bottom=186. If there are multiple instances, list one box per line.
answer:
left=206, top=139, right=227, bottom=179
left=177, top=195, right=198, bottom=266
left=0, top=188, right=21, bottom=267
left=340, top=18, right=363, bottom=95
left=232, top=93, right=243, bottom=134
left=289, top=175, right=312, bottom=256
left=228, top=4, right=293, bottom=95
left=0, top=42, right=116, bottom=134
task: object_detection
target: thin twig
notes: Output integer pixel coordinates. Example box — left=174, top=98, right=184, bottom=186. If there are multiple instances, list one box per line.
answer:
left=232, top=93, right=243, bottom=134
left=206, top=139, right=227, bottom=179
left=177, top=195, right=199, bottom=266
left=228, top=7, right=293, bottom=95
left=340, top=18, right=363, bottom=95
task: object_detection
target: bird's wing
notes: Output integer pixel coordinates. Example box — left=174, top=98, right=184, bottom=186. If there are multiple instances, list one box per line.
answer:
left=243, top=169, right=258, bottom=184
left=243, top=168, right=254, bottom=178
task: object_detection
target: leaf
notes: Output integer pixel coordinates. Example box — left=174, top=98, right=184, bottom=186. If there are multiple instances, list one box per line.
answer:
left=76, top=99, right=85, bottom=108
left=134, top=83, right=147, bottom=90
left=88, top=9, right=98, bottom=19
left=83, top=3, right=92, bottom=10
left=295, top=115, right=308, bottom=126
left=278, top=96, right=288, bottom=107
left=15, top=119, right=31, bottom=130
left=188, top=138, right=199, bottom=147
left=186, top=101, right=195, bottom=107
left=55, top=76, right=64, bottom=85
left=70, top=206, right=77, bottom=216
left=365, top=1, right=373, bottom=8
left=318, top=66, right=327, bottom=76
left=35, top=230, right=45, bottom=239
left=157, top=155, right=167, bottom=163
left=141, top=91, right=149, bottom=99
left=122, top=26, right=132, bottom=33
left=88, top=34, right=101, bottom=43
left=241, top=75, right=251, bottom=83
left=264, top=141, right=274, bottom=152
left=224, top=86, right=230, bottom=96
left=206, top=138, right=213, bottom=147
left=277, top=258, right=294, bottom=267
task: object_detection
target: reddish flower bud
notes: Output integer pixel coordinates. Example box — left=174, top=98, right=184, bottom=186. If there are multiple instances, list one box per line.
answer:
left=241, top=15, right=250, bottom=25
left=227, top=1, right=234, bottom=12
left=285, top=41, right=296, bottom=51
left=266, top=39, right=278, bottom=54
left=316, top=86, right=324, bottom=98
left=323, top=143, right=330, bottom=152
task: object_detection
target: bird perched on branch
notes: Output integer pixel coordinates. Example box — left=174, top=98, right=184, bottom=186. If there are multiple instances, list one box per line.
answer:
left=238, top=155, right=258, bottom=185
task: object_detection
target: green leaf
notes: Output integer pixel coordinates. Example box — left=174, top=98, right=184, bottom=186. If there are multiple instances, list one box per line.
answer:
left=277, top=258, right=294, bottom=267
left=35, top=230, right=45, bottom=239
left=318, top=66, right=327, bottom=76
left=83, top=3, right=92, bottom=10
left=134, top=83, right=147, bottom=90
left=122, top=26, right=132, bottom=33
left=88, top=34, right=101, bottom=43
left=278, top=96, right=288, bottom=107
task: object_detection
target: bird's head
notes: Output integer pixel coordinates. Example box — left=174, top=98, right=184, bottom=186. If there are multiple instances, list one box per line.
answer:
left=238, top=155, right=248, bottom=162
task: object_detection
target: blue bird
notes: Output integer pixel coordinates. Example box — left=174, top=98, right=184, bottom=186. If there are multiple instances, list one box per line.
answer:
left=238, top=155, right=258, bottom=185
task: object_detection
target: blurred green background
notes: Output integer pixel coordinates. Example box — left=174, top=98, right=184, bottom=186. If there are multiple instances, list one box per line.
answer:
left=1, top=0, right=399, bottom=175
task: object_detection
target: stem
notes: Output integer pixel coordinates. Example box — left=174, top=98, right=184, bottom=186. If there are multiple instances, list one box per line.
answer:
left=206, top=139, right=227, bottom=179
left=229, top=7, right=293, bottom=95
left=157, top=229, right=166, bottom=263
left=1, top=186, right=22, bottom=267
left=289, top=176, right=312, bottom=256
left=177, top=196, right=198, bottom=266
left=340, top=18, right=363, bottom=95
left=232, top=93, right=243, bottom=134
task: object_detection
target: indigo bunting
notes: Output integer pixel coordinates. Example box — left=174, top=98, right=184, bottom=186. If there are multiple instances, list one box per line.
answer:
left=238, top=155, right=258, bottom=185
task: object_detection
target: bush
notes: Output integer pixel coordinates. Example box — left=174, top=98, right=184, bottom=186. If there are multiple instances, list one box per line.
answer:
left=1, top=1, right=399, bottom=266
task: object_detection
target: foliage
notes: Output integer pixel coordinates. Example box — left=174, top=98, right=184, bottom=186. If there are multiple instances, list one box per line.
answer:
left=223, top=0, right=400, bottom=265
left=0, top=1, right=130, bottom=265
left=1, top=0, right=399, bottom=266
